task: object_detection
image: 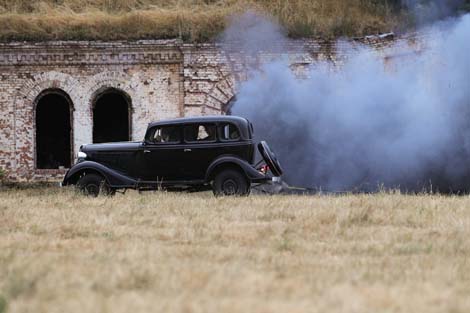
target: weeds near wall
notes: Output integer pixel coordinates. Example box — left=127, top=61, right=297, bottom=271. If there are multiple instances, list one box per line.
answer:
left=0, top=168, right=5, bottom=183
left=0, top=296, right=6, bottom=313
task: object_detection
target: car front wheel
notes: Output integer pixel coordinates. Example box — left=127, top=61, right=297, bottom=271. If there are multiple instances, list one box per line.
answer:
left=77, top=173, right=115, bottom=197
left=213, top=169, right=250, bottom=196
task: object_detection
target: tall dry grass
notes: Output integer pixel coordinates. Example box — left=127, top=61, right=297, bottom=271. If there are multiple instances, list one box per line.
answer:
left=1, top=187, right=470, bottom=312
left=0, top=0, right=399, bottom=41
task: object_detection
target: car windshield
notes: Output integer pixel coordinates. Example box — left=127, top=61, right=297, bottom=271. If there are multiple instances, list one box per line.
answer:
left=184, top=124, right=216, bottom=142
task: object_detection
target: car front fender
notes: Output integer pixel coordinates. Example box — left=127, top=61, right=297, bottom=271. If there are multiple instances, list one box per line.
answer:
left=205, top=156, right=268, bottom=183
left=62, top=161, right=137, bottom=188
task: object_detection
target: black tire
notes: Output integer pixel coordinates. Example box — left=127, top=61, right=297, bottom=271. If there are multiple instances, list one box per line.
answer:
left=76, top=173, right=115, bottom=197
left=213, top=169, right=250, bottom=196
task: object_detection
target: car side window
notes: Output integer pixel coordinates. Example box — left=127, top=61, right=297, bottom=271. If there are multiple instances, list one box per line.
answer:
left=149, top=126, right=181, bottom=144
left=220, top=123, right=241, bottom=141
left=184, top=124, right=216, bottom=142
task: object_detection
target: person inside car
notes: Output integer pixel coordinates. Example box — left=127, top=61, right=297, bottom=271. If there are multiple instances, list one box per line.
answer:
left=153, top=126, right=179, bottom=143
left=197, top=125, right=212, bottom=141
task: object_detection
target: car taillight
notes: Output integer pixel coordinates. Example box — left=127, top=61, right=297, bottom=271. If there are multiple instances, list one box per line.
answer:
left=260, top=165, right=269, bottom=174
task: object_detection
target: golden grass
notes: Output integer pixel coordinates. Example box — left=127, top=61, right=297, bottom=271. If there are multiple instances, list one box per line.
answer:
left=0, top=0, right=399, bottom=41
left=1, top=187, right=470, bottom=312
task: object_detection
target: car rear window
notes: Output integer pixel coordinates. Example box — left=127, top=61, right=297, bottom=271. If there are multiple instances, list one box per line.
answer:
left=184, top=124, right=216, bottom=142
left=220, top=123, right=240, bottom=141
left=149, top=126, right=181, bottom=144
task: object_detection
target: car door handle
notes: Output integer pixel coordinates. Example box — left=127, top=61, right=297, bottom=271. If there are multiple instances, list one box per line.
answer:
left=184, top=149, right=192, bottom=152
left=144, top=150, right=151, bottom=153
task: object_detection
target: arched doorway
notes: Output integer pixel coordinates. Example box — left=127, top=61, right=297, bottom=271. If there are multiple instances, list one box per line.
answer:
left=92, top=88, right=131, bottom=143
left=35, top=90, right=73, bottom=169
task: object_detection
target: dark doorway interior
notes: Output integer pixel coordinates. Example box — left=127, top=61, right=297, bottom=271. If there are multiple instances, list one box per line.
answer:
left=93, top=91, right=130, bottom=143
left=36, top=92, right=72, bottom=169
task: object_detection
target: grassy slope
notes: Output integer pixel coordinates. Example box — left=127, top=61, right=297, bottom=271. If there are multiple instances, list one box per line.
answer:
left=1, top=188, right=470, bottom=312
left=0, top=0, right=399, bottom=41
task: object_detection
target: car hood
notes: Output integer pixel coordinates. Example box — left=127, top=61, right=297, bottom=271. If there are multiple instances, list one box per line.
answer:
left=81, top=141, right=142, bottom=152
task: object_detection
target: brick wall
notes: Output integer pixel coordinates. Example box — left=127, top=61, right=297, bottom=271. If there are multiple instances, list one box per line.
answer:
left=0, top=35, right=421, bottom=181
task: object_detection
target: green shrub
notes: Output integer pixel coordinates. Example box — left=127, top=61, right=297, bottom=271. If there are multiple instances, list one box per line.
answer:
left=0, top=295, right=6, bottom=313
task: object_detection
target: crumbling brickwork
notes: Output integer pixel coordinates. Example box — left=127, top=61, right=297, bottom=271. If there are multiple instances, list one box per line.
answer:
left=0, top=35, right=419, bottom=181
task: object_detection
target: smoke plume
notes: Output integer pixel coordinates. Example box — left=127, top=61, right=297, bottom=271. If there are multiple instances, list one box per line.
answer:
left=402, top=0, right=466, bottom=24
left=227, top=13, right=470, bottom=192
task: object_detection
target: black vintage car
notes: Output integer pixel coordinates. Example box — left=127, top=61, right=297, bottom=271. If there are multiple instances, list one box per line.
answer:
left=62, top=116, right=283, bottom=196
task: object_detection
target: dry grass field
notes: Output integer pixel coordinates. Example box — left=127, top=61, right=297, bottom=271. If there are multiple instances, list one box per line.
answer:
left=1, top=187, right=470, bottom=312
left=0, top=0, right=403, bottom=41
left=1, top=0, right=469, bottom=41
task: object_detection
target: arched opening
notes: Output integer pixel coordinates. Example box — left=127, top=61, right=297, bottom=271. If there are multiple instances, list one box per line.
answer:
left=93, top=88, right=131, bottom=143
left=35, top=90, right=73, bottom=169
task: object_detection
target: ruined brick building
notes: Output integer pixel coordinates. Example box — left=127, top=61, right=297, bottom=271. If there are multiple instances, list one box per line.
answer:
left=0, top=35, right=417, bottom=182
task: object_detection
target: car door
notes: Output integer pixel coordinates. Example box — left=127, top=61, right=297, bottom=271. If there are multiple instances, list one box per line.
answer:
left=137, top=125, right=185, bottom=182
left=180, top=123, right=220, bottom=180
left=216, top=122, right=249, bottom=160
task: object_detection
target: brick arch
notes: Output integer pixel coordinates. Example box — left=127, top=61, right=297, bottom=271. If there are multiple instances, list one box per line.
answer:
left=89, top=85, right=133, bottom=111
left=85, top=71, right=141, bottom=140
left=32, top=88, right=75, bottom=114
left=32, top=88, right=75, bottom=121
left=201, top=73, right=237, bottom=115
left=12, top=71, right=80, bottom=180
left=90, top=86, right=133, bottom=143
left=85, top=71, right=139, bottom=108
left=18, top=71, right=81, bottom=110
left=224, top=95, right=237, bottom=115
left=34, top=88, right=74, bottom=169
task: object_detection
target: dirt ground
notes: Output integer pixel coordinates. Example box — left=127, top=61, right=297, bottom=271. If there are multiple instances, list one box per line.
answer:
left=1, top=187, right=470, bottom=313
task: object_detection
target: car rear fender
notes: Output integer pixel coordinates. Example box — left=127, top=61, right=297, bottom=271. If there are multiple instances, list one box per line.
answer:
left=62, top=161, right=137, bottom=188
left=205, top=156, right=267, bottom=183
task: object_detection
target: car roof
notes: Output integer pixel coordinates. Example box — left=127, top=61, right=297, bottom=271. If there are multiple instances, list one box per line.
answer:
left=148, top=115, right=250, bottom=128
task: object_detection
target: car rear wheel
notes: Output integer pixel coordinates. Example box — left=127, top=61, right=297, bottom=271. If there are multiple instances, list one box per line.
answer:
left=213, top=169, right=250, bottom=196
left=77, top=173, right=115, bottom=197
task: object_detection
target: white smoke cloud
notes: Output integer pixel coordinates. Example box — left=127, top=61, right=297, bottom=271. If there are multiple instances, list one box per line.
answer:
left=229, top=13, right=470, bottom=191
left=403, top=0, right=465, bottom=24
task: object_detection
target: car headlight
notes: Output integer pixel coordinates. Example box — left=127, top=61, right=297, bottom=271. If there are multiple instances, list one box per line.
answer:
left=77, top=151, right=87, bottom=162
